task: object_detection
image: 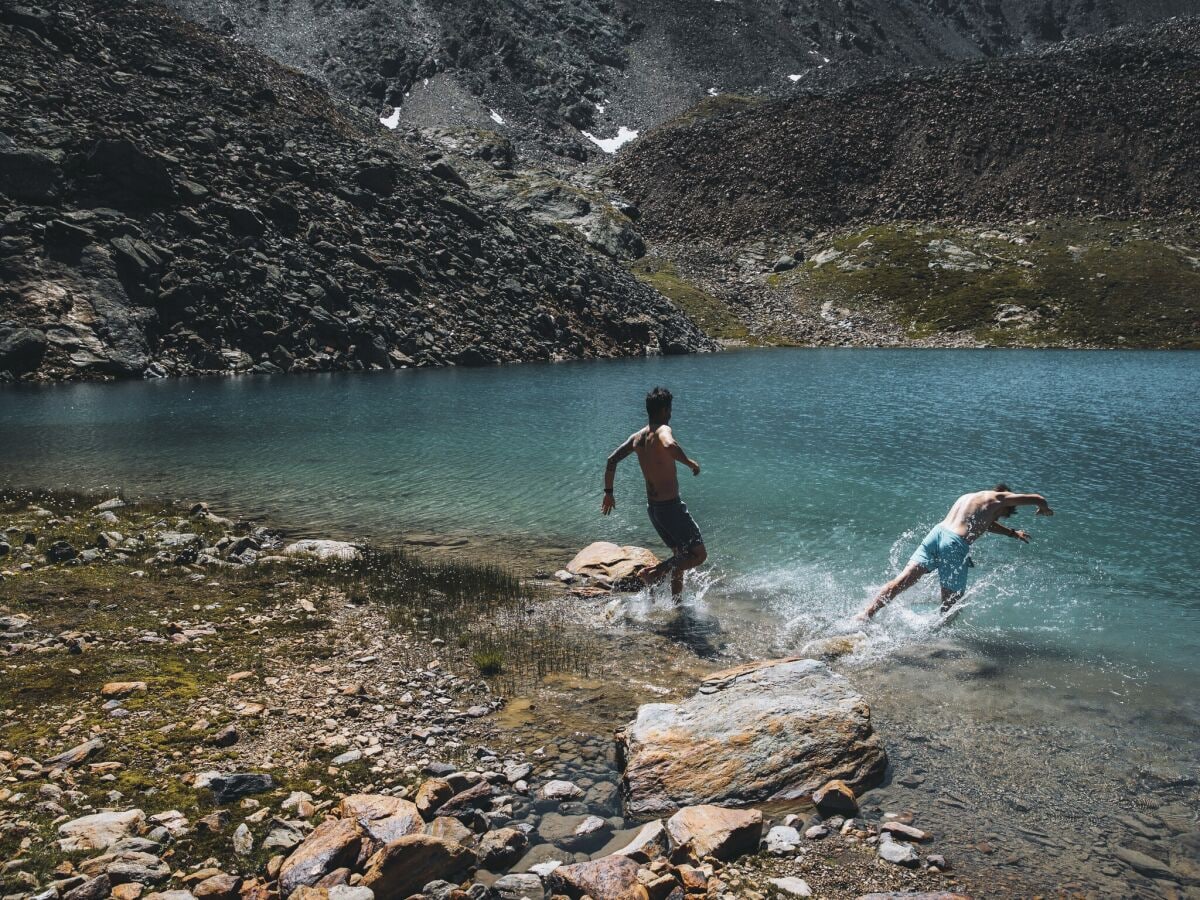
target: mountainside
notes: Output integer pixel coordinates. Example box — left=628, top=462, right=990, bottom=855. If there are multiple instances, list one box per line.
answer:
left=0, top=0, right=712, bottom=382
left=161, top=0, right=1194, bottom=161
left=613, top=20, right=1200, bottom=243
left=605, top=20, right=1200, bottom=350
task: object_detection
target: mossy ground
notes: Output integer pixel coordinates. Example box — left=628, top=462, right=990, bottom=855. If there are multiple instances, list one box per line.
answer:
left=0, top=489, right=585, bottom=887
left=629, top=256, right=752, bottom=341
left=769, top=220, right=1200, bottom=347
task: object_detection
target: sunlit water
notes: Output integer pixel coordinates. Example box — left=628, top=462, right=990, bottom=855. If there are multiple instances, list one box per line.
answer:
left=3, top=349, right=1196, bottom=672
left=3, top=348, right=1198, bottom=888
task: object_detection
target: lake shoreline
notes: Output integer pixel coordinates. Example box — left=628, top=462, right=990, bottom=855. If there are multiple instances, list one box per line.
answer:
left=0, top=487, right=997, bottom=899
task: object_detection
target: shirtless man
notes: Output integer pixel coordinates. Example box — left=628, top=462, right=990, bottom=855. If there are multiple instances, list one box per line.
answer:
left=857, top=484, right=1053, bottom=621
left=602, top=386, right=707, bottom=601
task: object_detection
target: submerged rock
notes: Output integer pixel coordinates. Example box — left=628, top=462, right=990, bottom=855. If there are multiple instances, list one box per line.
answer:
left=617, top=658, right=887, bottom=815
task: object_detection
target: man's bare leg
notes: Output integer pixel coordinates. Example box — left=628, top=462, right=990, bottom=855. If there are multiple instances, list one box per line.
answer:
left=939, top=587, right=963, bottom=615
left=856, top=563, right=927, bottom=621
left=641, top=544, right=708, bottom=602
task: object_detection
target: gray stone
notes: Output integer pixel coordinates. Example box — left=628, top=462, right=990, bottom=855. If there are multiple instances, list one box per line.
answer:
left=877, top=837, right=920, bottom=867
left=492, top=873, right=545, bottom=900
left=205, top=772, right=274, bottom=804
left=618, top=658, right=887, bottom=816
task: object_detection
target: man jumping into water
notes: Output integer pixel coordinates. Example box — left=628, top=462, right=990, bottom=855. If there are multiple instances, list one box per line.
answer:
left=602, top=387, right=707, bottom=601
left=857, top=484, right=1053, bottom=621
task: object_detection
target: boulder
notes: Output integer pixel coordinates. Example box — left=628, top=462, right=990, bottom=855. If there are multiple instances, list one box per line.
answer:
left=546, top=855, right=648, bottom=900
left=769, top=878, right=812, bottom=898
left=812, top=779, right=858, bottom=815
left=414, top=779, right=455, bottom=817
left=283, top=540, right=362, bottom=561
left=0, top=327, right=48, bottom=373
left=492, top=873, right=545, bottom=900
left=205, top=772, right=274, bottom=803
left=63, top=875, right=112, bottom=900
left=279, top=819, right=362, bottom=898
left=665, top=806, right=762, bottom=862
left=79, top=850, right=170, bottom=884
left=477, top=826, right=529, bottom=869
left=102, top=681, right=148, bottom=698
left=565, top=542, right=658, bottom=587
left=59, top=810, right=146, bottom=852
left=877, top=836, right=920, bottom=867
left=617, top=658, right=887, bottom=815
left=45, top=737, right=105, bottom=767
left=609, top=819, right=668, bottom=861
left=338, top=795, right=423, bottom=846
left=359, top=835, right=474, bottom=899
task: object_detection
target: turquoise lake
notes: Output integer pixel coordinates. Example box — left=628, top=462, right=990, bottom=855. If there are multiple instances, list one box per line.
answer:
left=2, top=348, right=1198, bottom=678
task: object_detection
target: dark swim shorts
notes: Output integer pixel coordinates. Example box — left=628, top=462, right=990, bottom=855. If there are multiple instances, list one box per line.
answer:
left=647, top=498, right=704, bottom=554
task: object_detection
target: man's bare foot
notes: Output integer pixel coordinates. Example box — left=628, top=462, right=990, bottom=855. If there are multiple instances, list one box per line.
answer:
left=638, top=563, right=667, bottom=586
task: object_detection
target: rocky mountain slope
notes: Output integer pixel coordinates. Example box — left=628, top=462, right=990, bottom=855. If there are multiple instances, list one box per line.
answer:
left=610, top=21, right=1200, bottom=349
left=162, top=0, right=1194, bottom=161
left=0, top=0, right=712, bottom=382
left=613, top=20, right=1200, bottom=243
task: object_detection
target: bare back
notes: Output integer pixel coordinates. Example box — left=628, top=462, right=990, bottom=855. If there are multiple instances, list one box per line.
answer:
left=632, top=425, right=681, bottom=501
left=942, top=491, right=1007, bottom=543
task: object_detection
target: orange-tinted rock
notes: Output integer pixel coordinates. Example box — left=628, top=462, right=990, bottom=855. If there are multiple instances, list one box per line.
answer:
left=665, top=806, right=761, bottom=862
left=812, top=779, right=858, bottom=816
left=279, top=819, right=362, bottom=898
left=618, top=658, right=886, bottom=816
left=547, top=855, right=650, bottom=900
left=360, top=835, right=475, bottom=899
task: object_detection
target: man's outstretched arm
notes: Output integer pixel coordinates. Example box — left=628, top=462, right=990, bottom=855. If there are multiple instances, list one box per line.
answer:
left=602, top=435, right=636, bottom=514
left=999, top=492, right=1053, bottom=515
left=988, top=521, right=1031, bottom=543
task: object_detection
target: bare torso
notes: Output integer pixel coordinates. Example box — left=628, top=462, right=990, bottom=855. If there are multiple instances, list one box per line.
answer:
left=941, top=490, right=1007, bottom=543
left=632, top=425, right=681, bottom=501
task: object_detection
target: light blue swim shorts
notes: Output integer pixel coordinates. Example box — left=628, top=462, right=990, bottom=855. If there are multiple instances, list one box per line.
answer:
left=909, top=524, right=972, bottom=593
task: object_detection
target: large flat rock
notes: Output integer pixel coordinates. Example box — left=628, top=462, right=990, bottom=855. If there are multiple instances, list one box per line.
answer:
left=617, top=657, right=887, bottom=816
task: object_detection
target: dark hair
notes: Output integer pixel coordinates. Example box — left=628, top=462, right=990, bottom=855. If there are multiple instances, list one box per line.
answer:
left=994, top=483, right=1010, bottom=492
left=646, top=386, right=673, bottom=420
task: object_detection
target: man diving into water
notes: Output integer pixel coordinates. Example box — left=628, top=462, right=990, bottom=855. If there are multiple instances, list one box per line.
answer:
left=857, top=484, right=1053, bottom=622
left=602, top=387, right=707, bottom=602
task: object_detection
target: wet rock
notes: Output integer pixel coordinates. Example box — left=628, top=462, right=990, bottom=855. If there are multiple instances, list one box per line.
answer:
left=566, top=542, right=658, bottom=588
left=492, top=873, right=545, bottom=900
left=1113, top=845, right=1176, bottom=881
left=282, top=540, right=362, bottom=561
left=877, top=836, right=921, bottom=867
left=546, top=855, right=648, bottom=900
left=880, top=821, right=930, bottom=842
left=539, top=780, right=585, bottom=802
left=618, top=658, right=886, bottom=815
left=666, top=805, right=762, bottom=862
left=359, top=835, right=475, bottom=899
left=813, top=779, right=858, bottom=816
left=609, top=819, right=669, bottom=861
left=477, top=827, right=529, bottom=869
left=279, top=819, right=363, bottom=897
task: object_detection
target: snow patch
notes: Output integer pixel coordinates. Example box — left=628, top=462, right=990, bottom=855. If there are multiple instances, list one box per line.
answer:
left=708, top=87, right=719, bottom=96
left=380, top=106, right=401, bottom=129
left=595, top=102, right=606, bottom=114
left=787, top=74, right=804, bottom=82
left=489, top=108, right=505, bottom=125
left=582, top=126, right=638, bottom=154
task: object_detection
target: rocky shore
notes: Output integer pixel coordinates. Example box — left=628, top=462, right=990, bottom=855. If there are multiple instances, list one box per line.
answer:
left=0, top=492, right=984, bottom=900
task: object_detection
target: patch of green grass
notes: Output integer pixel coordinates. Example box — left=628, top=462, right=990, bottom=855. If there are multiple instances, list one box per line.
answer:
left=630, top=257, right=751, bottom=340
left=773, top=220, right=1200, bottom=347
left=472, top=648, right=505, bottom=676
left=663, top=93, right=767, bottom=130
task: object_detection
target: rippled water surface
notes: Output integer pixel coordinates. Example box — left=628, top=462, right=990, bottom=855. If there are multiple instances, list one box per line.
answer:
left=4, top=349, right=1197, bottom=675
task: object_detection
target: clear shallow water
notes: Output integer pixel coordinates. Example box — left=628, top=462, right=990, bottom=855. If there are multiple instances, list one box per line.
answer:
left=2, top=349, right=1198, bottom=680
